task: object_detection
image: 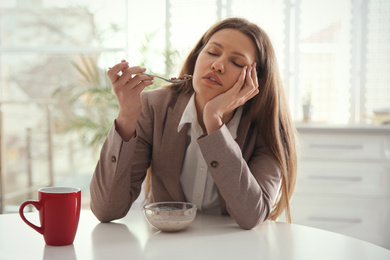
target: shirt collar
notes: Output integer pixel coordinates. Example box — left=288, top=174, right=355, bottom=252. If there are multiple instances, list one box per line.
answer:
left=178, top=93, right=196, bottom=133
left=177, top=93, right=243, bottom=139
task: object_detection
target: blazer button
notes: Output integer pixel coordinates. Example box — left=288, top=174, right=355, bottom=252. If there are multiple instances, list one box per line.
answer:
left=210, top=161, right=219, bottom=168
left=111, top=155, right=117, bottom=163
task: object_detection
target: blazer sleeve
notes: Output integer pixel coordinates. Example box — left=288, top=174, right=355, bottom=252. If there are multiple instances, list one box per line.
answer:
left=90, top=94, right=154, bottom=222
left=89, top=124, right=136, bottom=222
left=197, top=125, right=281, bottom=229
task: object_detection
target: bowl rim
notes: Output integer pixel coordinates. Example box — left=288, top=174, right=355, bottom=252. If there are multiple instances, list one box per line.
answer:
left=143, top=201, right=197, bottom=211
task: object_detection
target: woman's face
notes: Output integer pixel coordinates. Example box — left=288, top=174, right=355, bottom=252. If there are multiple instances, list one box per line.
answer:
left=193, top=28, right=256, bottom=108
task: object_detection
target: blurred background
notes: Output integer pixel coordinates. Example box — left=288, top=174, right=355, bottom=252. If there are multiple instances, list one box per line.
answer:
left=0, top=0, right=389, bottom=249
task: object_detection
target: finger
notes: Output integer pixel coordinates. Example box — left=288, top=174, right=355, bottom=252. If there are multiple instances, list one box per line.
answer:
left=107, top=61, right=129, bottom=83
left=241, top=64, right=258, bottom=95
left=131, top=73, right=154, bottom=84
left=116, top=66, right=147, bottom=86
left=233, top=66, right=247, bottom=91
left=132, top=79, right=154, bottom=94
left=244, top=65, right=254, bottom=88
left=240, top=66, right=259, bottom=99
left=236, top=67, right=253, bottom=98
left=232, top=88, right=258, bottom=109
left=242, top=80, right=259, bottom=98
left=242, top=86, right=257, bottom=100
left=124, top=75, right=154, bottom=91
left=251, top=62, right=259, bottom=88
left=247, top=87, right=259, bottom=100
left=122, top=73, right=154, bottom=90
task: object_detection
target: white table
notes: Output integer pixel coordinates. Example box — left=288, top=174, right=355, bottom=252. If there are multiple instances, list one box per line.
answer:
left=1, top=209, right=390, bottom=260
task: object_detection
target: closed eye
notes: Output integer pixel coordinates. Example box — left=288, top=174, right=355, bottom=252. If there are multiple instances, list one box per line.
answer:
left=207, top=51, right=244, bottom=67
left=232, top=61, right=244, bottom=68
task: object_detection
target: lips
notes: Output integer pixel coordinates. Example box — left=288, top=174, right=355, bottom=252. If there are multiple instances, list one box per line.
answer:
left=202, top=72, right=222, bottom=86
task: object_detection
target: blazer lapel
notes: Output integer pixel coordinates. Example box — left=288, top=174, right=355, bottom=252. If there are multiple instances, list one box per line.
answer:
left=158, top=93, right=191, bottom=201
left=156, top=95, right=254, bottom=209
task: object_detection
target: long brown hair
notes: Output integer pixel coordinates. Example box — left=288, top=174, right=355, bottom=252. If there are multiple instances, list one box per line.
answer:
left=144, top=17, right=298, bottom=222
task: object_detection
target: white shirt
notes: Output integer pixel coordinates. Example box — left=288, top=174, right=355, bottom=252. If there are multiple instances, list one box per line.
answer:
left=177, top=94, right=243, bottom=213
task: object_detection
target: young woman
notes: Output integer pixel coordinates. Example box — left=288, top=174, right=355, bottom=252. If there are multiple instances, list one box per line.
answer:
left=90, top=17, right=298, bottom=229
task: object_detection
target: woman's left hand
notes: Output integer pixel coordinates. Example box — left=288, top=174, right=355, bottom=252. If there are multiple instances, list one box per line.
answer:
left=203, top=63, right=259, bottom=134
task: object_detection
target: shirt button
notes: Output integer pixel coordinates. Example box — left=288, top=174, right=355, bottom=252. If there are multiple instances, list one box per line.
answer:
left=111, top=155, right=116, bottom=163
left=210, top=161, right=219, bottom=168
left=200, top=166, right=205, bottom=171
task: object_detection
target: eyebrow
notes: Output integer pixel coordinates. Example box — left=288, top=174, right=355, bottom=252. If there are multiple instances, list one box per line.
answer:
left=209, top=41, right=247, bottom=58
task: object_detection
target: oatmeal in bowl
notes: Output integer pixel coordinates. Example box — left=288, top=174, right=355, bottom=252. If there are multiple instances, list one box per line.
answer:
left=143, top=202, right=197, bottom=232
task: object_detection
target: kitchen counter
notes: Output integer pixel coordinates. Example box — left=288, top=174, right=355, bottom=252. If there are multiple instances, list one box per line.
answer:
left=292, top=122, right=390, bottom=249
left=295, top=122, right=390, bottom=134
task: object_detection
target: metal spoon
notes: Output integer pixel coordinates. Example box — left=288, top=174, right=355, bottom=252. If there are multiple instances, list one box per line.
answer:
left=142, top=73, right=192, bottom=84
left=108, top=67, right=192, bottom=84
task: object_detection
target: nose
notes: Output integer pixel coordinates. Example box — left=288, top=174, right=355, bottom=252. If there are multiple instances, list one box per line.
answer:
left=211, top=59, right=224, bottom=74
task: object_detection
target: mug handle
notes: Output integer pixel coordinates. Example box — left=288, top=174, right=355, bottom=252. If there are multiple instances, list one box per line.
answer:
left=19, top=201, right=43, bottom=235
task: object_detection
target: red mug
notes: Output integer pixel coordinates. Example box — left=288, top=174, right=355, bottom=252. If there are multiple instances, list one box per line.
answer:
left=19, top=187, right=81, bottom=246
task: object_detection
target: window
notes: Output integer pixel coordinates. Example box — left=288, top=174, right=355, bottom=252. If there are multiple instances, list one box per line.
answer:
left=364, top=0, right=390, bottom=123
left=297, top=0, right=353, bottom=123
left=0, top=0, right=128, bottom=212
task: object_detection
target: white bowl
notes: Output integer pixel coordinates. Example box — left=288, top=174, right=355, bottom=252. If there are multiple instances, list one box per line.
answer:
left=143, top=202, right=197, bottom=232
left=373, top=108, right=390, bottom=115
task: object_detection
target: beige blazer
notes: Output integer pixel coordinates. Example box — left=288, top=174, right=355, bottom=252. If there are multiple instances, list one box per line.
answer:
left=90, top=88, right=281, bottom=229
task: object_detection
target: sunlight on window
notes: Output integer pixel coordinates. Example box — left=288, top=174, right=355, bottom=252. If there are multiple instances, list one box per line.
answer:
left=299, top=0, right=352, bottom=123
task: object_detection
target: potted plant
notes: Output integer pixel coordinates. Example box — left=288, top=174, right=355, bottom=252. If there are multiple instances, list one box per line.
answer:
left=52, top=33, right=173, bottom=148
left=302, top=92, right=313, bottom=122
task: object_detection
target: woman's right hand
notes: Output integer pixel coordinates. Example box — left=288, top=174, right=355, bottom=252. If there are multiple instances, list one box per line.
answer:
left=107, top=61, right=154, bottom=141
